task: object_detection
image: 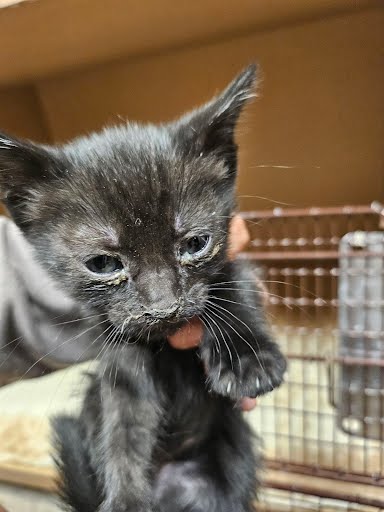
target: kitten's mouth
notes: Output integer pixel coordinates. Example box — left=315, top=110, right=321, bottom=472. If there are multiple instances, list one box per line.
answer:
left=118, top=300, right=206, bottom=340
left=161, top=319, right=191, bottom=337
left=126, top=319, right=192, bottom=342
left=149, top=315, right=197, bottom=337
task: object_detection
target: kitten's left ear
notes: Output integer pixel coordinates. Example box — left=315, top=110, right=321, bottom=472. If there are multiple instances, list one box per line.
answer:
left=175, top=64, right=258, bottom=174
left=0, top=133, right=59, bottom=225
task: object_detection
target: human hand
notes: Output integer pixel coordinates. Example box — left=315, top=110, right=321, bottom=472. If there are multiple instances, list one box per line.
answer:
left=167, top=215, right=257, bottom=411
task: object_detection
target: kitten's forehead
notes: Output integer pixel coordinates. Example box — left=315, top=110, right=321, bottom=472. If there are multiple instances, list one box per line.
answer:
left=61, top=124, right=226, bottom=220
left=65, top=124, right=173, bottom=169
left=64, top=122, right=227, bottom=182
left=57, top=128, right=226, bottom=254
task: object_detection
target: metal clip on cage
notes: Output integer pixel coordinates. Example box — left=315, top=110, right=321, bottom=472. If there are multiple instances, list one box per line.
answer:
left=239, top=203, right=384, bottom=512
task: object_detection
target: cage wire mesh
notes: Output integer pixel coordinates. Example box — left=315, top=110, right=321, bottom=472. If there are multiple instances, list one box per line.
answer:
left=258, top=487, right=383, bottom=512
left=239, top=203, right=384, bottom=510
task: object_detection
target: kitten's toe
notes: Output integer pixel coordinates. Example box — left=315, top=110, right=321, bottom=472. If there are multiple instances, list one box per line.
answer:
left=207, top=369, right=239, bottom=400
left=242, top=345, right=287, bottom=398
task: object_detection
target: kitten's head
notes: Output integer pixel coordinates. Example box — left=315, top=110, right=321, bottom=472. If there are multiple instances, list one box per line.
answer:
left=0, top=65, right=257, bottom=338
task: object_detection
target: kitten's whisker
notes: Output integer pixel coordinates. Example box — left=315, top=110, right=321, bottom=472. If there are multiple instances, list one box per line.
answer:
left=243, top=219, right=267, bottom=228
left=204, top=304, right=242, bottom=375
left=113, top=336, right=126, bottom=390
left=51, top=312, right=108, bottom=328
left=0, top=319, right=111, bottom=409
left=0, top=340, right=27, bottom=385
left=212, top=288, right=312, bottom=318
left=203, top=309, right=234, bottom=372
left=0, top=337, right=25, bottom=374
left=0, top=311, right=105, bottom=353
left=207, top=295, right=263, bottom=313
left=121, top=316, right=133, bottom=335
left=87, top=329, right=115, bottom=386
left=108, top=329, right=123, bottom=396
left=146, top=325, right=152, bottom=344
left=209, top=287, right=263, bottom=294
left=209, top=287, right=293, bottom=310
left=108, top=328, right=123, bottom=390
left=199, top=316, right=219, bottom=356
left=210, top=280, right=262, bottom=286
left=98, top=327, right=120, bottom=395
left=205, top=299, right=267, bottom=378
left=211, top=279, right=320, bottom=298
left=77, top=323, right=116, bottom=391
left=0, top=318, right=107, bottom=375
left=237, top=194, right=295, bottom=206
left=0, top=334, right=25, bottom=351
left=39, top=323, right=115, bottom=419
left=199, top=315, right=222, bottom=380
left=7, top=318, right=110, bottom=383
left=207, top=298, right=261, bottom=351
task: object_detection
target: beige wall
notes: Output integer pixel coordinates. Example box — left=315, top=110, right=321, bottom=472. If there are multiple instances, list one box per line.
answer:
left=0, top=6, right=383, bottom=210
left=0, top=85, right=49, bottom=141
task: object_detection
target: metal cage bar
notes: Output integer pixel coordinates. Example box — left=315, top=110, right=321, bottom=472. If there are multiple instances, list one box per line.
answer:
left=240, top=203, right=384, bottom=510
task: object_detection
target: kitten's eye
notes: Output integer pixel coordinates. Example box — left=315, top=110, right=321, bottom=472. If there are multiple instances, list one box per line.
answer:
left=180, top=235, right=211, bottom=258
left=85, top=255, right=123, bottom=274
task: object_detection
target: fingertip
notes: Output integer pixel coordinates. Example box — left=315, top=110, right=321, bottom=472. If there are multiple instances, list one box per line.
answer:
left=228, top=214, right=251, bottom=260
left=240, top=397, right=257, bottom=412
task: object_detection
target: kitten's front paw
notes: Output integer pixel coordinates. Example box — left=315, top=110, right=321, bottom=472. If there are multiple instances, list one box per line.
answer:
left=206, top=343, right=287, bottom=400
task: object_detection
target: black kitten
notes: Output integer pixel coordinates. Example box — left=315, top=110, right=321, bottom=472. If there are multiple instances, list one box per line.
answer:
left=0, top=65, right=286, bottom=512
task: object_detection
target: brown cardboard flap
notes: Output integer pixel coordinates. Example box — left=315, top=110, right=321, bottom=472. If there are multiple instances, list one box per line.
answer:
left=0, top=0, right=381, bottom=86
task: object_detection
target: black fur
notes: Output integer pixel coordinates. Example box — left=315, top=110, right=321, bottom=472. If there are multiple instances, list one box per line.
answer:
left=0, top=64, right=286, bottom=512
left=52, top=416, right=101, bottom=512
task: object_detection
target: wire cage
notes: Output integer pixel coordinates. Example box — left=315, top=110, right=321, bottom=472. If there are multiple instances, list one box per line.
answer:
left=239, top=203, right=384, bottom=511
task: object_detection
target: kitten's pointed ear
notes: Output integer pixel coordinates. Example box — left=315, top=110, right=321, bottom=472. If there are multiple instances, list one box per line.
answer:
left=0, top=132, right=58, bottom=224
left=175, top=64, right=258, bottom=174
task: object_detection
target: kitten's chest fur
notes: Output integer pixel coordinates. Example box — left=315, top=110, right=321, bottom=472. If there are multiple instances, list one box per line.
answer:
left=152, top=347, right=224, bottom=462
left=82, top=341, right=225, bottom=465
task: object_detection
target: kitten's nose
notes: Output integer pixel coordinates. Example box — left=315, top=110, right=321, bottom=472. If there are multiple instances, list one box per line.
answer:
left=137, top=267, right=179, bottom=316
left=144, top=292, right=180, bottom=320
left=148, top=295, right=179, bottom=315
left=147, top=302, right=180, bottom=319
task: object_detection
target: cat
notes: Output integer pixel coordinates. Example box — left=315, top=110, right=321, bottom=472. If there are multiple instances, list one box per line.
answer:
left=0, top=64, right=286, bottom=512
